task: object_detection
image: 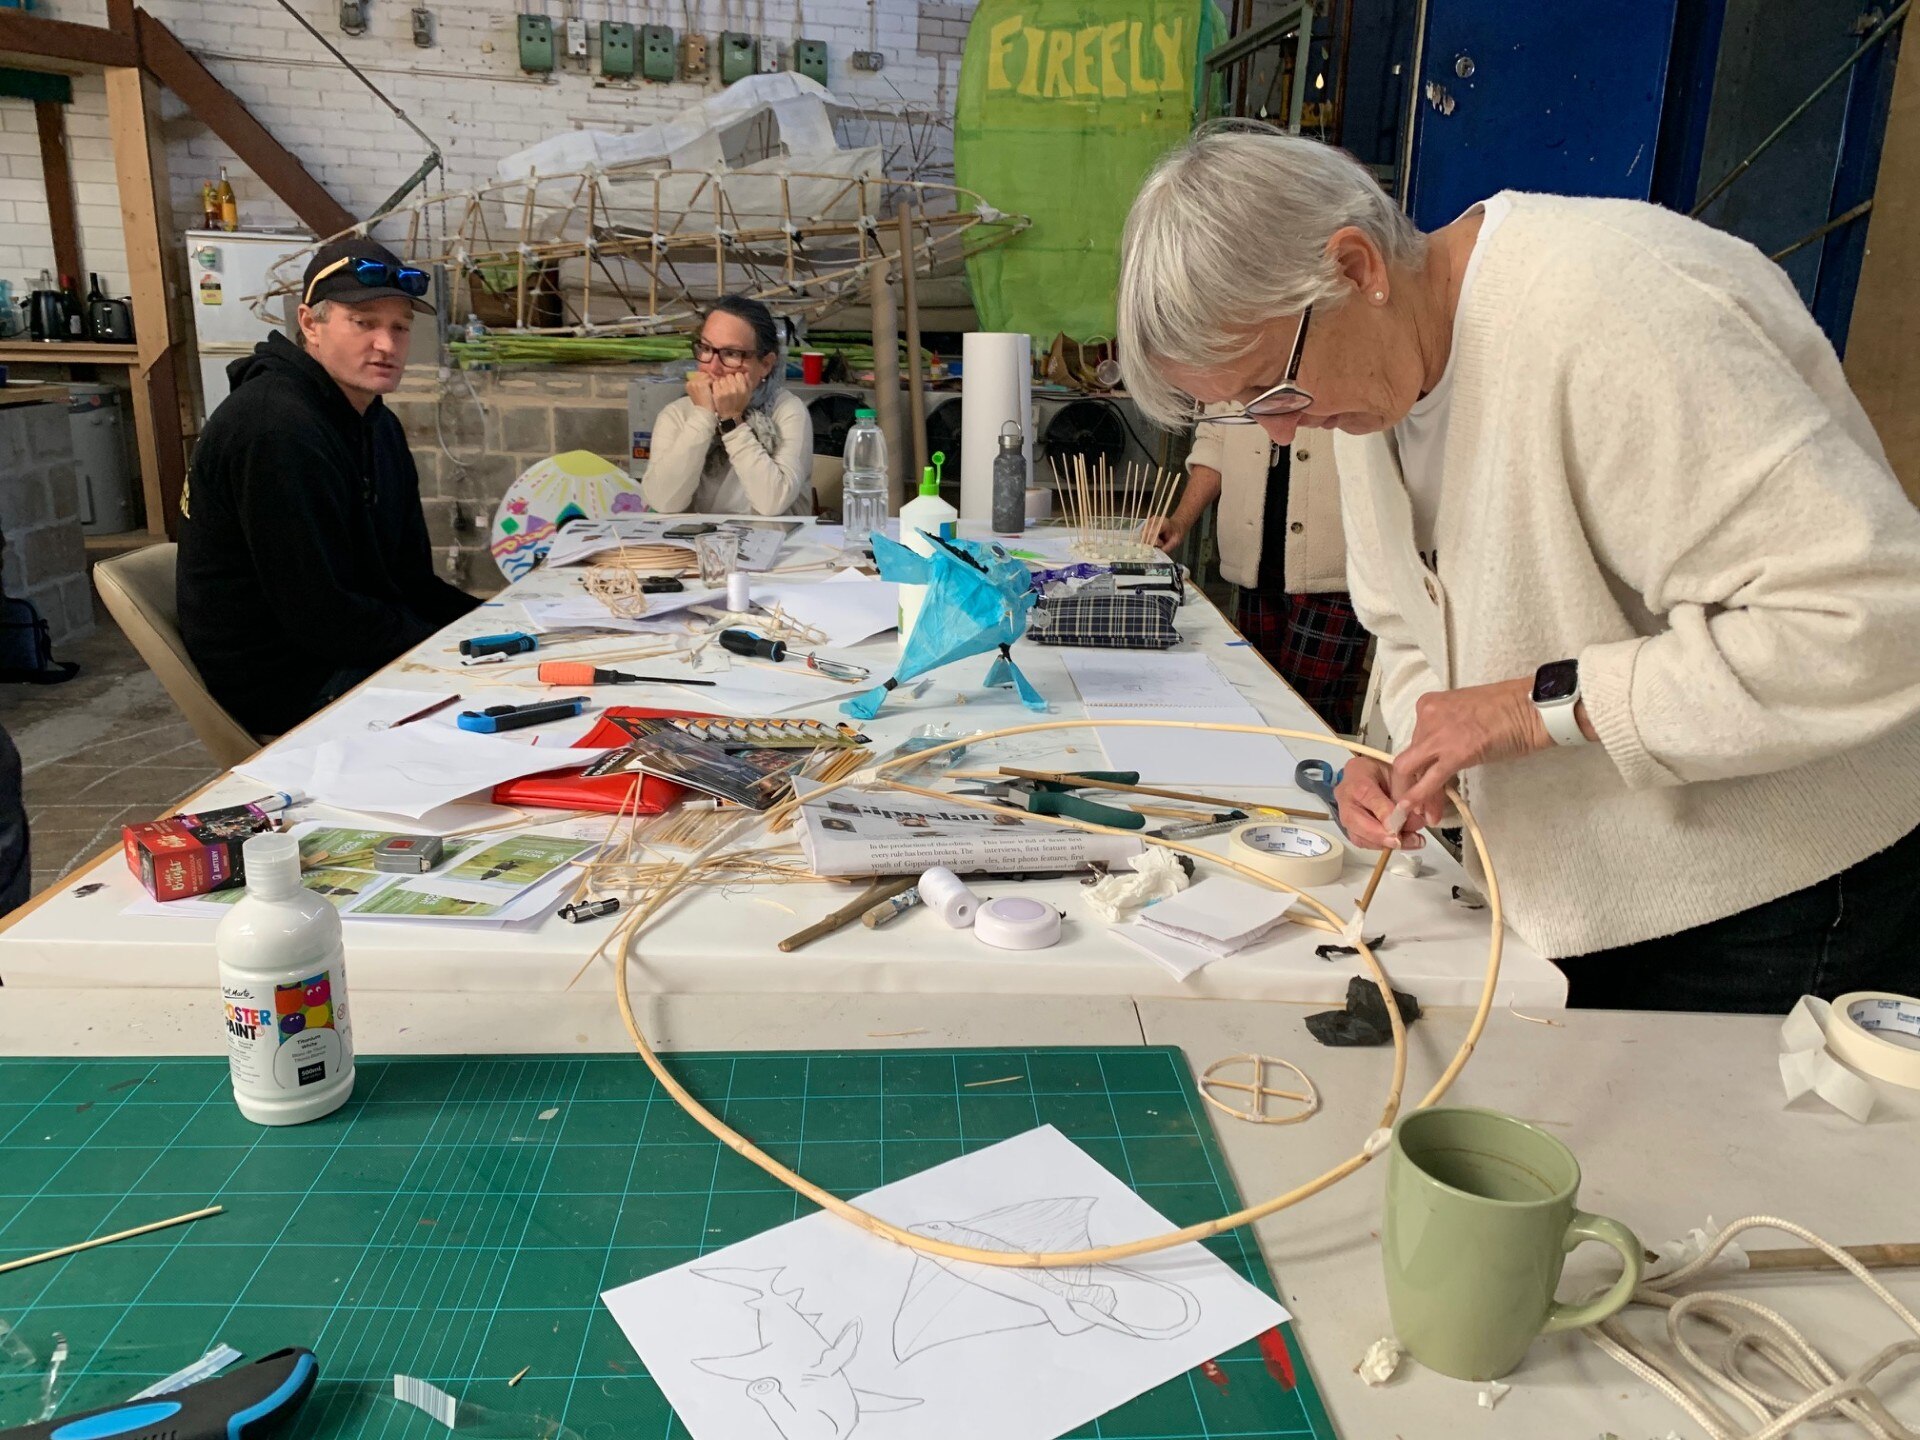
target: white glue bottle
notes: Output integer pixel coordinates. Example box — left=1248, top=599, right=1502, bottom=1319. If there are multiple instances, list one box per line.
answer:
left=897, top=463, right=958, bottom=645
left=216, top=831, right=355, bottom=1125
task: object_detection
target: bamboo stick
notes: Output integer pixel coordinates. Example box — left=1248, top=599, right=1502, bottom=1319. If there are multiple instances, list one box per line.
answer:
left=0, top=1206, right=223, bottom=1276
left=1744, top=1243, right=1920, bottom=1274
left=607, top=716, right=1505, bottom=1270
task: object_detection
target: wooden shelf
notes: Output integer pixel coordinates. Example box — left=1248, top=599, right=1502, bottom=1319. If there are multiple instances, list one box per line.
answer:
left=0, top=340, right=139, bottom=364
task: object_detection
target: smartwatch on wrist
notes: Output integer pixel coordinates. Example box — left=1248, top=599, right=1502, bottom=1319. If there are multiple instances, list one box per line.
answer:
left=717, top=417, right=739, bottom=436
left=1531, top=659, right=1589, bottom=746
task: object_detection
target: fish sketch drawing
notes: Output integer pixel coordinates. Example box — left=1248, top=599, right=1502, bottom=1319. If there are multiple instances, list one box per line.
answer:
left=892, top=1197, right=1202, bottom=1361
left=691, top=1267, right=922, bottom=1439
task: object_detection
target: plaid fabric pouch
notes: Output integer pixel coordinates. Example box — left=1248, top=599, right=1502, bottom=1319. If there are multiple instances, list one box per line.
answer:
left=1027, top=591, right=1181, bottom=649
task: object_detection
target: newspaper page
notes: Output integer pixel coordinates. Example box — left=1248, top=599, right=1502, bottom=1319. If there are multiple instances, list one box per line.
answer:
left=795, top=782, right=1144, bottom=876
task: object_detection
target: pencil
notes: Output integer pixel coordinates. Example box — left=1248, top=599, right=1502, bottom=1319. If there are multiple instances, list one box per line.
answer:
left=389, top=694, right=461, bottom=728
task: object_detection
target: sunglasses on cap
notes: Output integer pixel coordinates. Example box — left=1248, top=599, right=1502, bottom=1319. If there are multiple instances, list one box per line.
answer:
left=303, top=256, right=432, bottom=307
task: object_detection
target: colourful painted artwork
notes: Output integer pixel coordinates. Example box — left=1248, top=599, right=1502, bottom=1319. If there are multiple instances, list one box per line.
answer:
left=490, top=450, right=650, bottom=582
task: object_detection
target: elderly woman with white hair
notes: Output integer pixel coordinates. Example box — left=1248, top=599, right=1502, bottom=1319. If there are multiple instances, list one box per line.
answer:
left=1118, top=123, right=1920, bottom=1013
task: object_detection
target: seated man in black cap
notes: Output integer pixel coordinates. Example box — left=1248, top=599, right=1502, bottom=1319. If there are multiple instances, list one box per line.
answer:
left=179, top=238, right=478, bottom=736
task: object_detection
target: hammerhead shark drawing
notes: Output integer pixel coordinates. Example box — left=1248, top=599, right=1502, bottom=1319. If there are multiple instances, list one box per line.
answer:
left=692, top=1267, right=921, bottom=1439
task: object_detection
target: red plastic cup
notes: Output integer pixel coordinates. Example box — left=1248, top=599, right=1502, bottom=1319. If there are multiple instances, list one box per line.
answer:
left=801, top=351, right=825, bottom=384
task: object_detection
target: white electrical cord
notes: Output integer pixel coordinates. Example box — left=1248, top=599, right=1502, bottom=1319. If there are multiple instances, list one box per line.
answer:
left=1587, top=1217, right=1920, bottom=1439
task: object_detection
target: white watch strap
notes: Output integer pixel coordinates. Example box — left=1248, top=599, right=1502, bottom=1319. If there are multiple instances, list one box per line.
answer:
left=1537, top=697, right=1588, bottom=747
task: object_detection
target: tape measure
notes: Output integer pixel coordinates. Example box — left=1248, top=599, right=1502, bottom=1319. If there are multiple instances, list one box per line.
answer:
left=1229, top=822, right=1347, bottom=887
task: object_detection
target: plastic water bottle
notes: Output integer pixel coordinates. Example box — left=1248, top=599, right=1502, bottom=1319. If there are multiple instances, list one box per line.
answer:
left=841, top=407, right=890, bottom=552
left=216, top=831, right=355, bottom=1126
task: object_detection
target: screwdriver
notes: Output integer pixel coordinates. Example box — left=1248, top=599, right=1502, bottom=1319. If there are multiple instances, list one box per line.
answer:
left=535, top=661, right=716, bottom=687
left=719, top=629, right=787, bottom=662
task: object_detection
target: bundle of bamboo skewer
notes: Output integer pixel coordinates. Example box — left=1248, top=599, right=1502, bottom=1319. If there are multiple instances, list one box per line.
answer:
left=1048, top=452, right=1181, bottom=561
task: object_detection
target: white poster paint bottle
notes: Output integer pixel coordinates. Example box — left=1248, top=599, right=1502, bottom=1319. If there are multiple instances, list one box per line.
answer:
left=216, top=831, right=355, bottom=1125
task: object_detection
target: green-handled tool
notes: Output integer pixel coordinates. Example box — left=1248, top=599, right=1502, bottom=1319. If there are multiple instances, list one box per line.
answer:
left=951, top=775, right=1146, bottom=829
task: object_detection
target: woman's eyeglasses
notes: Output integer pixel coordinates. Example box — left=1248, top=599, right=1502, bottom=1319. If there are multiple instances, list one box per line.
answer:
left=693, top=339, right=761, bottom=370
left=1198, top=307, right=1313, bottom=424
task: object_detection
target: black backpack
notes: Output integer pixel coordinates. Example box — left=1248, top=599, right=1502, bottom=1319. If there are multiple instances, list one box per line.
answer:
left=0, top=523, right=79, bottom=684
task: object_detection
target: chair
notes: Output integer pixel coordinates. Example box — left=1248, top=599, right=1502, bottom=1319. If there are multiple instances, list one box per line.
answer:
left=93, top=544, right=262, bottom=769
left=810, top=453, right=844, bottom=514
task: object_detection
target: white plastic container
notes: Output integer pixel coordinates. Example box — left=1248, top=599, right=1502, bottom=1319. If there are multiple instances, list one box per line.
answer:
left=216, top=831, right=355, bottom=1126
left=897, top=465, right=958, bottom=644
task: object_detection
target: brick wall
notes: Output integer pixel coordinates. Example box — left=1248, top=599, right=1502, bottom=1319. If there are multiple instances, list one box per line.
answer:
left=10, top=0, right=976, bottom=279
left=0, top=74, right=130, bottom=296
left=0, top=400, right=95, bottom=647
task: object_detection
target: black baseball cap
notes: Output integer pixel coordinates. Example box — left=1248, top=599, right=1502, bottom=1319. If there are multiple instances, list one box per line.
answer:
left=300, top=237, right=435, bottom=314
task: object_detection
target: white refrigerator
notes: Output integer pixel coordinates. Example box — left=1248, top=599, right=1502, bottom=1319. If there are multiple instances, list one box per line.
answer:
left=184, top=228, right=312, bottom=417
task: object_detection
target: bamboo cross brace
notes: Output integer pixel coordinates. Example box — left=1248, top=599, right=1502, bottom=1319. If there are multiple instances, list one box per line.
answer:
left=610, top=718, right=1504, bottom=1269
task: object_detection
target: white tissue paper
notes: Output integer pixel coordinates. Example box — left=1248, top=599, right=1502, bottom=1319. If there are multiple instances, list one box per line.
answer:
left=1779, top=995, right=1876, bottom=1123
left=1355, top=1336, right=1403, bottom=1386
left=1644, top=1216, right=1749, bottom=1281
left=1082, top=847, right=1189, bottom=922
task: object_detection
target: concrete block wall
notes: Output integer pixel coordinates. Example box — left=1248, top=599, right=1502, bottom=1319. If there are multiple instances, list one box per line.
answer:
left=13, top=0, right=976, bottom=277
left=387, top=362, right=667, bottom=596
left=0, top=401, right=95, bottom=647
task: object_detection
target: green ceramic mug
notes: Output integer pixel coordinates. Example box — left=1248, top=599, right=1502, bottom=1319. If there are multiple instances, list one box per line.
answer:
left=1382, top=1106, right=1643, bottom=1380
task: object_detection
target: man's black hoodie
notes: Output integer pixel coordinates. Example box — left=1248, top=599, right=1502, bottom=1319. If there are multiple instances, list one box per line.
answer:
left=178, top=331, right=477, bottom=736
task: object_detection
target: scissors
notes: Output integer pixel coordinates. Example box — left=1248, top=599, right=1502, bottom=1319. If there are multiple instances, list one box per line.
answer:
left=1293, top=758, right=1350, bottom=839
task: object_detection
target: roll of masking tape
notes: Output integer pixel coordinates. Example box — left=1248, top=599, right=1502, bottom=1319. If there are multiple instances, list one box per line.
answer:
left=1229, top=822, right=1347, bottom=888
left=1823, top=992, right=1920, bottom=1091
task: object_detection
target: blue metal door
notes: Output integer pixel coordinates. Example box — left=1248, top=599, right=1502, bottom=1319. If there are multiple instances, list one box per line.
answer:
left=1405, top=0, right=1681, bottom=229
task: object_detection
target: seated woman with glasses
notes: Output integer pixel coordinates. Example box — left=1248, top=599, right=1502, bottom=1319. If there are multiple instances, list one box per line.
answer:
left=641, top=294, right=814, bottom=516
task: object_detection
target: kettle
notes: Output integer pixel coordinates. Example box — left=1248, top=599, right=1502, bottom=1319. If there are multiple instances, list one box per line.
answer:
left=22, top=271, right=78, bottom=342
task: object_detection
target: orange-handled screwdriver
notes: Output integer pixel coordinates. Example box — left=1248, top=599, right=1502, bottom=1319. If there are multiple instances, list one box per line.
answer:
left=536, top=661, right=716, bottom=687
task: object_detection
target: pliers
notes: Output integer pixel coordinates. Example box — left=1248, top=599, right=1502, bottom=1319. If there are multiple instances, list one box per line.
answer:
left=951, top=771, right=1146, bottom=830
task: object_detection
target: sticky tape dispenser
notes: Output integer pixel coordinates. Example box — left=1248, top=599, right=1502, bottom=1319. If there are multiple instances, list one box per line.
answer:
left=1228, top=821, right=1347, bottom=888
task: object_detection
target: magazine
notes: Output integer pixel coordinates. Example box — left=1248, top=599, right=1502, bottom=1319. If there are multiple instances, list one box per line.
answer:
left=794, top=782, right=1145, bottom=877
left=584, top=716, right=806, bottom=809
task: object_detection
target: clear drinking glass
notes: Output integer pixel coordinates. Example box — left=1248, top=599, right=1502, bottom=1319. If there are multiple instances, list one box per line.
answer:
left=693, top=530, right=740, bottom=588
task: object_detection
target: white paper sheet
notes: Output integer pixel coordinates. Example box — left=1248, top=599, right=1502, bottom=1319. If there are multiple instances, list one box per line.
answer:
left=751, top=570, right=900, bottom=646
left=1137, top=878, right=1297, bottom=955
left=521, top=588, right=727, bottom=633
left=235, top=727, right=611, bottom=820
left=1059, top=651, right=1298, bottom=785
left=1090, top=708, right=1297, bottom=787
left=601, top=1125, right=1287, bottom=1440
left=1061, top=650, right=1246, bottom=711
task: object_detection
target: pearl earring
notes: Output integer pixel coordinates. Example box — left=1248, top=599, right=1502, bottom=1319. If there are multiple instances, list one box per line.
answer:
left=1373, top=290, right=1385, bottom=302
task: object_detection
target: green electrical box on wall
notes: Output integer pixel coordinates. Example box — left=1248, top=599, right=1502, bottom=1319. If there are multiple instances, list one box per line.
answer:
left=517, top=13, right=554, bottom=71
left=718, top=30, right=756, bottom=83
left=640, top=23, right=675, bottom=80
left=599, top=20, right=635, bottom=76
left=793, top=37, right=827, bottom=84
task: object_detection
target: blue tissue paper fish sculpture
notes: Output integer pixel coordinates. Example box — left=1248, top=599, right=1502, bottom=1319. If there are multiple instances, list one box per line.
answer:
left=842, top=531, right=1045, bottom=720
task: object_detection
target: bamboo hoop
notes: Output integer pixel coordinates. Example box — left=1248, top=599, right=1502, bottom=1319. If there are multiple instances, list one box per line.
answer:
left=610, top=718, right=1504, bottom=1270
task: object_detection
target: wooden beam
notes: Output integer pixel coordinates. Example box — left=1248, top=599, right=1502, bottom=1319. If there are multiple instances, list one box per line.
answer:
left=106, top=0, right=137, bottom=37
left=106, top=64, right=187, bottom=537
left=33, top=99, right=83, bottom=291
left=134, top=9, right=353, bottom=238
left=0, top=11, right=139, bottom=69
left=1843, top=31, right=1920, bottom=506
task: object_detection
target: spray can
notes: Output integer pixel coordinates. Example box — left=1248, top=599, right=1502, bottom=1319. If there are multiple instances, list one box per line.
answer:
left=991, top=419, right=1026, bottom=536
left=216, top=831, right=355, bottom=1126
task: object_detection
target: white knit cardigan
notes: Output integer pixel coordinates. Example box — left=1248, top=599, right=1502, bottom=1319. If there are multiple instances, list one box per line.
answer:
left=1335, top=192, right=1920, bottom=959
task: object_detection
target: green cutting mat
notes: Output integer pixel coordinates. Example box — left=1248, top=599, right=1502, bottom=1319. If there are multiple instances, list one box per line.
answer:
left=0, top=1049, right=1335, bottom=1438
